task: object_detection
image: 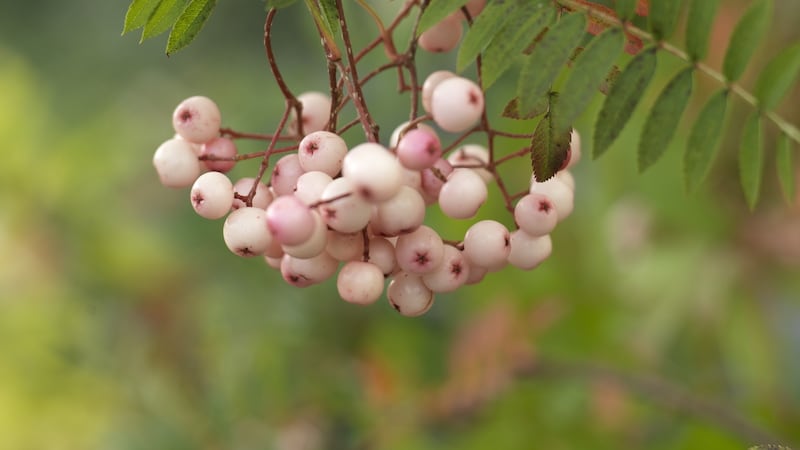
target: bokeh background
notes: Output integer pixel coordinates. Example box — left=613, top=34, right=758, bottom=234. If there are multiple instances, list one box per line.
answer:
left=1, top=0, right=799, bottom=448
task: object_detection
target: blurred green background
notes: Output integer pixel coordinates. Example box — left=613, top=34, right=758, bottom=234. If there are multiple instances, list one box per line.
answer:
left=1, top=1, right=799, bottom=449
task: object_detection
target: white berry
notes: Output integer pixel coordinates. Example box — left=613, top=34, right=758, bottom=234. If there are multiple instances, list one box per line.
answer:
left=172, top=96, right=221, bottom=144
left=190, top=171, right=234, bottom=219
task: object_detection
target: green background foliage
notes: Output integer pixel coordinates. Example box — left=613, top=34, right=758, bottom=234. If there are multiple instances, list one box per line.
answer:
left=1, top=0, right=799, bottom=448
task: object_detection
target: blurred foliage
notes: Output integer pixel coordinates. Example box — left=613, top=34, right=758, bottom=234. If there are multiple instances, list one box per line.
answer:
left=0, top=0, right=799, bottom=449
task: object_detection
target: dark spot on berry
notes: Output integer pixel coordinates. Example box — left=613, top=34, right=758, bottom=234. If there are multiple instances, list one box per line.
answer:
left=192, top=192, right=204, bottom=208
left=358, top=186, right=373, bottom=201
left=391, top=301, right=401, bottom=312
left=323, top=207, right=337, bottom=220
left=451, top=262, right=462, bottom=276
left=306, top=141, right=319, bottom=155
left=415, top=251, right=430, bottom=266
left=468, top=90, right=480, bottom=105
left=426, top=143, right=436, bottom=155
left=538, top=200, right=553, bottom=213
left=238, top=247, right=254, bottom=257
left=504, top=234, right=510, bottom=247
left=179, top=109, right=193, bottom=122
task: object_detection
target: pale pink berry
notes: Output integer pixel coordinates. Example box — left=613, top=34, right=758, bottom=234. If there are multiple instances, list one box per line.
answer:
left=395, top=225, right=445, bottom=275
left=462, top=220, right=510, bottom=272
left=387, top=272, right=435, bottom=317
left=294, top=171, right=333, bottom=205
left=556, top=170, right=575, bottom=191
left=514, top=193, right=558, bottom=237
left=422, top=245, right=470, bottom=293
left=422, top=70, right=456, bottom=115
left=431, top=77, right=484, bottom=133
left=289, top=92, right=331, bottom=135
left=389, top=121, right=436, bottom=148
left=337, top=261, right=385, bottom=305
left=153, top=138, right=202, bottom=188
left=266, top=195, right=315, bottom=246
left=507, top=231, right=552, bottom=270
left=326, top=231, right=365, bottom=262
left=280, top=252, right=339, bottom=288
left=199, top=137, right=237, bottom=173
left=298, top=131, right=347, bottom=176
left=263, top=235, right=285, bottom=259
left=223, top=207, right=273, bottom=257
left=438, top=168, right=487, bottom=219
left=401, top=168, right=423, bottom=191
left=371, top=186, right=426, bottom=237
left=172, top=96, right=221, bottom=144
left=231, top=177, right=273, bottom=210
left=318, top=177, right=372, bottom=233
left=282, top=210, right=328, bottom=259
left=420, top=158, right=453, bottom=201
left=529, top=176, right=574, bottom=221
left=191, top=172, right=234, bottom=219
left=367, top=237, right=397, bottom=276
left=418, top=13, right=462, bottom=53
left=342, top=143, right=403, bottom=202
left=264, top=254, right=282, bottom=270
left=396, top=128, right=442, bottom=170
left=447, top=144, right=493, bottom=182
left=271, top=154, right=305, bottom=197
left=465, top=265, right=488, bottom=285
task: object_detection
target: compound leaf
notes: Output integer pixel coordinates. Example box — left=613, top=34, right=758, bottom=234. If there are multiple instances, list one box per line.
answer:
left=457, top=0, right=518, bottom=72
left=638, top=67, right=693, bottom=171
left=723, top=0, right=772, bottom=82
left=481, top=2, right=553, bottom=89
left=776, top=133, right=795, bottom=204
left=593, top=46, right=657, bottom=158
left=684, top=89, right=728, bottom=192
left=517, top=13, right=586, bottom=118
left=417, top=0, right=470, bottom=36
left=166, top=0, right=217, bottom=55
left=739, top=112, right=763, bottom=209
left=123, top=0, right=161, bottom=34
left=754, top=42, right=800, bottom=109
left=685, top=0, right=720, bottom=61
left=648, top=0, right=682, bottom=40
left=553, top=27, right=625, bottom=134
left=142, top=0, right=188, bottom=41
left=531, top=93, right=571, bottom=181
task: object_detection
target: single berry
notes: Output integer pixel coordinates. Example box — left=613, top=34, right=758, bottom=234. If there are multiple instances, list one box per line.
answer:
left=342, top=142, right=403, bottom=202
left=389, top=121, right=436, bottom=149
left=232, top=177, right=273, bottom=210
left=422, top=71, right=456, bottom=115
left=447, top=144, right=493, bottom=182
left=529, top=175, right=574, bottom=222
left=462, top=220, right=510, bottom=272
left=337, top=261, right=385, bottom=305
left=223, top=207, right=273, bottom=257
left=430, top=77, right=484, bottom=133
left=280, top=252, right=339, bottom=288
left=507, top=231, right=552, bottom=270
left=367, top=237, right=397, bottom=276
left=289, top=92, right=331, bottom=136
left=190, top=171, right=234, bottom=220
left=514, top=193, right=558, bottom=237
left=199, top=137, right=237, bottom=173
left=172, top=96, right=221, bottom=144
left=396, top=128, right=442, bottom=170
left=265, top=195, right=316, bottom=246
left=271, top=154, right=305, bottom=197
left=418, top=13, right=463, bottom=53
left=294, top=171, right=333, bottom=206
left=281, top=209, right=328, bottom=259
left=371, top=185, right=426, bottom=237
left=298, top=131, right=347, bottom=176
left=318, top=177, right=372, bottom=233
left=394, top=225, right=445, bottom=275
left=153, top=138, right=202, bottom=188
left=438, top=168, right=487, bottom=219
left=421, top=244, right=470, bottom=293
left=387, top=272, right=435, bottom=317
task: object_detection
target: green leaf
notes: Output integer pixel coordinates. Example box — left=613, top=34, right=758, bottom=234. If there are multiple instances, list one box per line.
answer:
left=685, top=0, right=720, bottom=61
left=684, top=89, right=729, bottom=192
left=318, top=0, right=340, bottom=35
left=739, top=112, right=763, bottom=209
left=593, top=47, right=657, bottom=158
left=776, top=133, right=795, bottom=204
left=481, top=2, right=553, bottom=89
left=517, top=13, right=586, bottom=117
left=456, top=0, right=519, bottom=72
left=754, top=42, right=800, bottom=109
left=142, top=0, right=188, bottom=41
left=614, top=0, right=637, bottom=21
left=648, top=0, right=682, bottom=40
left=553, top=28, right=625, bottom=134
left=166, top=0, right=217, bottom=55
left=123, top=0, right=161, bottom=34
left=502, top=96, right=549, bottom=120
left=531, top=93, right=572, bottom=181
left=638, top=67, right=693, bottom=171
left=722, top=0, right=772, bottom=82
left=417, top=0, right=470, bottom=36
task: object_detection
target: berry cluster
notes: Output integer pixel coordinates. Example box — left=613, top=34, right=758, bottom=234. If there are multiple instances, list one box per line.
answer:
left=151, top=1, right=580, bottom=316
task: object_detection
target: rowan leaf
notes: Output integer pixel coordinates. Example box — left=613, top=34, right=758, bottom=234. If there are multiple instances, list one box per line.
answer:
left=739, top=112, right=763, bottom=209
left=417, top=0, right=470, bottom=36
left=615, top=0, right=637, bottom=21
left=456, top=0, right=518, bottom=72
left=142, top=0, right=188, bottom=41
left=776, top=133, right=795, bottom=204
left=648, top=0, right=682, bottom=40
left=123, top=0, right=161, bottom=34
left=481, top=3, right=554, bottom=89
left=754, top=42, right=800, bottom=109
left=722, top=0, right=772, bottom=82
left=684, top=89, right=729, bottom=192
left=685, top=0, right=720, bottom=61
left=531, top=94, right=572, bottom=181
left=517, top=13, right=586, bottom=117
left=638, top=67, right=693, bottom=171
left=593, top=47, right=657, bottom=158
left=553, top=28, right=625, bottom=134
left=166, top=0, right=217, bottom=55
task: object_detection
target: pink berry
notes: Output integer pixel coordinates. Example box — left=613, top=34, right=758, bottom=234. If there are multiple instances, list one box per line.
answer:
left=430, top=77, right=484, bottom=133
left=337, top=261, right=385, bottom=305
left=231, top=177, right=273, bottom=210
left=318, top=177, right=372, bottom=233
left=266, top=195, right=315, bottom=246
left=418, top=13, right=462, bottom=53
left=172, top=96, right=221, bottom=144
left=289, top=92, right=331, bottom=136
left=396, top=128, right=442, bottom=170
left=294, top=171, right=333, bottom=205
left=438, top=168, right=487, bottom=219
left=462, top=220, right=510, bottom=272
left=529, top=176, right=574, bottom=222
left=367, top=237, right=397, bottom=276
left=446, top=144, right=493, bottom=182
left=281, top=210, right=328, bottom=259
left=394, top=225, right=445, bottom=275
left=271, top=154, right=305, bottom=197
left=298, top=131, right=347, bottom=176
left=507, top=231, right=552, bottom=270
left=153, top=138, right=202, bottom=188
left=420, top=158, right=453, bottom=201
left=389, top=121, right=436, bottom=148
left=422, top=71, right=456, bottom=115
left=326, top=231, right=365, bottom=262
left=514, top=193, right=558, bottom=237
left=387, top=272, right=435, bottom=317
left=342, top=143, right=403, bottom=202
left=190, top=172, right=234, bottom=220
left=280, top=252, right=338, bottom=288
left=371, top=186, right=426, bottom=237
left=199, top=137, right=237, bottom=173
left=421, top=245, right=470, bottom=293
left=223, top=207, right=273, bottom=257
